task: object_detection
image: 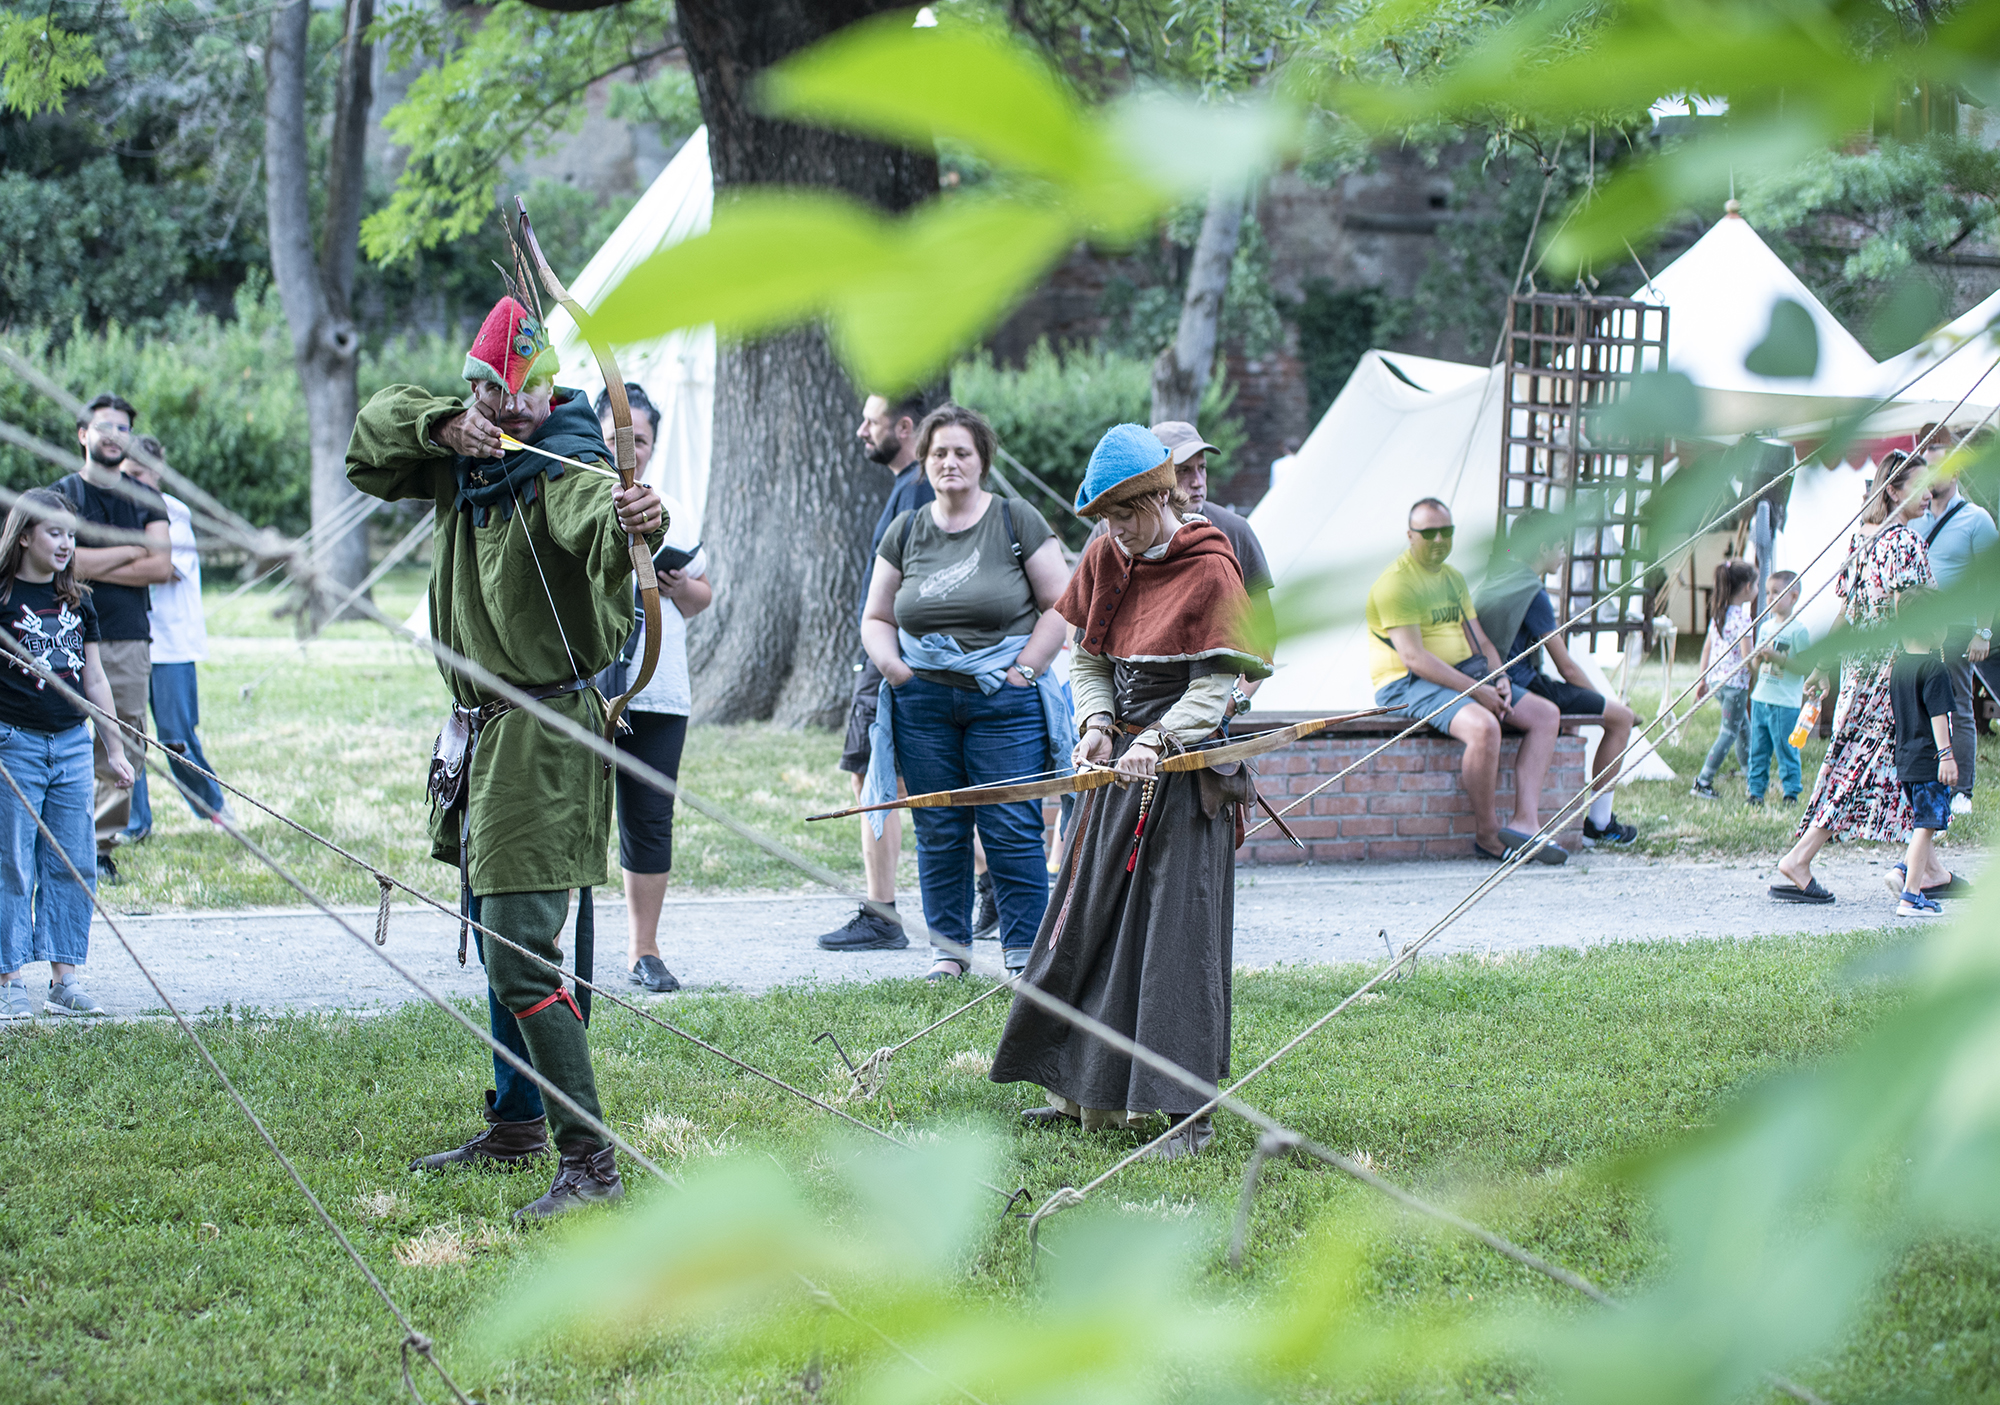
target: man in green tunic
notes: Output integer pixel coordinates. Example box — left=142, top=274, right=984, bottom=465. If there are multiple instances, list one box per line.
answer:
left=346, top=295, right=666, bottom=1217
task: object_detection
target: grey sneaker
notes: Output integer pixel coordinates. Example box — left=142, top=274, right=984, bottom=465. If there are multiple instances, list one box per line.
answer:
left=0, top=982, right=34, bottom=1020
left=45, top=975, right=106, bottom=1017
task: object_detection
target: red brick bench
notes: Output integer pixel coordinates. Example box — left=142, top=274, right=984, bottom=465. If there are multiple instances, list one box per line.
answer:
left=1231, top=711, right=1594, bottom=865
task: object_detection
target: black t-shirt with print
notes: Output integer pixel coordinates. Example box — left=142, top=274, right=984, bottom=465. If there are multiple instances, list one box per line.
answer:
left=0, top=579, right=101, bottom=732
left=53, top=471, right=167, bottom=642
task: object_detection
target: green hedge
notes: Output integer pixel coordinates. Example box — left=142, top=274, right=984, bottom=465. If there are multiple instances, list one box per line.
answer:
left=0, top=279, right=466, bottom=536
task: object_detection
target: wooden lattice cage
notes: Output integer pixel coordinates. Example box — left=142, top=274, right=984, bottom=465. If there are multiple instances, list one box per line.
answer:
left=1500, top=293, right=1672, bottom=651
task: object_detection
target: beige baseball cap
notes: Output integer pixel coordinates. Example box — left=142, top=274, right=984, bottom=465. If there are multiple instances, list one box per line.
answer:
left=1149, top=420, right=1220, bottom=465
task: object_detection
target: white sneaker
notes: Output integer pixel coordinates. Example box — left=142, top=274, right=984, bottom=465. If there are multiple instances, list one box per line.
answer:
left=1951, top=792, right=1973, bottom=816
left=44, top=976, right=105, bottom=1016
left=0, top=982, right=34, bottom=1020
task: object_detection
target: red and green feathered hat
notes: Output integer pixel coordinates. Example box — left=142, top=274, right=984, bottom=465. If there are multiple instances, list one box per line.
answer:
left=464, top=296, right=559, bottom=394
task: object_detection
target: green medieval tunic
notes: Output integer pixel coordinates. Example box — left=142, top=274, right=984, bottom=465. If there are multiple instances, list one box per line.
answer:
left=346, top=384, right=659, bottom=897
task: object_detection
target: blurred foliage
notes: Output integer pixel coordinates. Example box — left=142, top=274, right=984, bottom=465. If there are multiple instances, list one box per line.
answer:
left=953, top=338, right=1244, bottom=505
left=0, top=279, right=466, bottom=534
left=361, top=0, right=677, bottom=263
left=1412, top=141, right=1650, bottom=362
left=596, top=12, right=1299, bottom=387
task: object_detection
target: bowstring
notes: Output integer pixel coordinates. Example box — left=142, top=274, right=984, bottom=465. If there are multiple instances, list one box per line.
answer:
left=504, top=462, right=581, bottom=684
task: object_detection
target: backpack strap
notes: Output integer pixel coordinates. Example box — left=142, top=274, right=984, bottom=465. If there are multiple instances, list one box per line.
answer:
left=999, top=498, right=1023, bottom=562
left=1926, top=497, right=1967, bottom=547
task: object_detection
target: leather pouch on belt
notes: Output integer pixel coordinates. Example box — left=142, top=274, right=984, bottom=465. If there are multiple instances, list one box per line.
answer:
left=429, top=706, right=473, bottom=811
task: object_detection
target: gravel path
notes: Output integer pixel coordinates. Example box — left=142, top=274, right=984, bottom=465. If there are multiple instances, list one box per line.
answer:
left=35, top=847, right=1966, bottom=1020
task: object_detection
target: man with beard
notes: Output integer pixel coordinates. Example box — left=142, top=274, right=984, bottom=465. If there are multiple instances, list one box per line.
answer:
left=346, top=296, right=666, bottom=1218
left=55, top=394, right=171, bottom=882
left=815, top=390, right=934, bottom=953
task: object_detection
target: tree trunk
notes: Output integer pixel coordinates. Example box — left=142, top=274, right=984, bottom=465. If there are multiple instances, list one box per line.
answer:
left=676, top=0, right=938, bottom=727
left=1151, top=180, right=1245, bottom=424
left=265, top=0, right=374, bottom=624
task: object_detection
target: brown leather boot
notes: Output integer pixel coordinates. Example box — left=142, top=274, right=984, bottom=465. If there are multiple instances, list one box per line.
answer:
left=514, top=1143, right=623, bottom=1220
left=409, top=1090, right=548, bottom=1171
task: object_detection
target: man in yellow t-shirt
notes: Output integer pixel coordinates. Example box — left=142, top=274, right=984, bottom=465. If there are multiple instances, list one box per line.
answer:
left=1366, top=498, right=1564, bottom=864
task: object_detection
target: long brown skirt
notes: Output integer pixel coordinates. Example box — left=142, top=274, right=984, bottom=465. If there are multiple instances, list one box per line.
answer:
left=988, top=769, right=1235, bottom=1118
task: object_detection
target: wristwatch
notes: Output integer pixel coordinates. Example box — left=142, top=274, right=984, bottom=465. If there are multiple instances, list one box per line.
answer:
left=1979, top=627, right=1993, bottom=641
left=1229, top=684, right=1252, bottom=715
left=1015, top=662, right=1038, bottom=682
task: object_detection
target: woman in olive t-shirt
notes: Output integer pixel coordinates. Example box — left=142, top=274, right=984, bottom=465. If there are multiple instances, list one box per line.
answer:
left=862, top=406, right=1071, bottom=980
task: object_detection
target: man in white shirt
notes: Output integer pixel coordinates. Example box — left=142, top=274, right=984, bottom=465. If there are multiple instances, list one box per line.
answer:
left=123, top=437, right=232, bottom=828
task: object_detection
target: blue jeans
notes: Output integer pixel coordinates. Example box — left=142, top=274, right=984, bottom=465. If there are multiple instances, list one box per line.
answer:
left=1698, top=685, right=1750, bottom=787
left=0, top=723, right=96, bottom=972
left=1747, top=700, right=1802, bottom=801
left=127, top=662, right=225, bottom=834
left=890, top=675, right=1050, bottom=958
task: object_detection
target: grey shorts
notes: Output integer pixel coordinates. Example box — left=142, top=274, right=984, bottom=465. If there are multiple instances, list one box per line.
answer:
left=1375, top=654, right=1490, bottom=736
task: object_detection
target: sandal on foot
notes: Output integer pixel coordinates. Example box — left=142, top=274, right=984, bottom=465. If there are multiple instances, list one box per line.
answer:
left=1927, top=872, right=1974, bottom=899
left=1498, top=827, right=1568, bottom=866
left=1769, top=877, right=1835, bottom=904
left=925, top=958, right=967, bottom=983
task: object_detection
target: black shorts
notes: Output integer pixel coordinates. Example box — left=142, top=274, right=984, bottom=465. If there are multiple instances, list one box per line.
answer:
left=615, top=711, right=688, bottom=874
left=838, top=660, right=883, bottom=775
left=1522, top=674, right=1606, bottom=716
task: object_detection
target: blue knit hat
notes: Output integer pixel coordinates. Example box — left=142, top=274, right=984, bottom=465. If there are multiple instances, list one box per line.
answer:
left=1075, top=424, right=1175, bottom=517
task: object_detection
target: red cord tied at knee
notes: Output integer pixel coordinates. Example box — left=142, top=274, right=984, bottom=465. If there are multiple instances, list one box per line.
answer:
left=517, top=985, right=584, bottom=1022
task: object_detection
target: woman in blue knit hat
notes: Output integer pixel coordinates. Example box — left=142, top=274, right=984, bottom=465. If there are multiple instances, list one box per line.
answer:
left=988, top=424, right=1270, bottom=1161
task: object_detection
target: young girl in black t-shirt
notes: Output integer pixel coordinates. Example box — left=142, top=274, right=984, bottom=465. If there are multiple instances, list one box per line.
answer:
left=0, top=487, right=132, bottom=1019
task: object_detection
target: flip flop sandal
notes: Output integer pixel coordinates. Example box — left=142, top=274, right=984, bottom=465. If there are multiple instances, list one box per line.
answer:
left=1474, top=842, right=1510, bottom=862
left=1499, top=827, right=1568, bottom=866
left=1927, top=873, right=1974, bottom=899
left=1769, top=878, right=1836, bottom=904
left=925, top=959, right=968, bottom=983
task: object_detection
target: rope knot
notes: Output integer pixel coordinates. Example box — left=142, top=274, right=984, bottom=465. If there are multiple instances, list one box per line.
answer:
left=375, top=876, right=394, bottom=946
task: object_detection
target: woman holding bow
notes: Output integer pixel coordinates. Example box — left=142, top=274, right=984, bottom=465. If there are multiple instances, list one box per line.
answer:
left=989, top=424, right=1271, bottom=1161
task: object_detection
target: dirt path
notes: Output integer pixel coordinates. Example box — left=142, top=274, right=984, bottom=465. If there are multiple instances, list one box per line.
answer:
left=37, top=847, right=1968, bottom=1021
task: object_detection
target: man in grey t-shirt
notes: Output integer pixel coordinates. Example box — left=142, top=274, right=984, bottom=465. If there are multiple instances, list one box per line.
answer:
left=1084, top=420, right=1273, bottom=718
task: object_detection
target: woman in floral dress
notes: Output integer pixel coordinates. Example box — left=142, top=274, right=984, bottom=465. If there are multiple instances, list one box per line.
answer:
left=1771, top=452, right=1934, bottom=903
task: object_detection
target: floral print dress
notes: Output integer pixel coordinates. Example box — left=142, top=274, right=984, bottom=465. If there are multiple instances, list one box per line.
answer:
left=1797, top=519, right=1933, bottom=841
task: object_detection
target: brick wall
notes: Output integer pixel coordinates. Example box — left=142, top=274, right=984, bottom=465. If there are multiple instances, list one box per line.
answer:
left=1235, top=716, right=1589, bottom=865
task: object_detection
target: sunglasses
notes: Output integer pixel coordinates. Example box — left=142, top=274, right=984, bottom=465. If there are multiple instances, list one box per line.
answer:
left=1410, top=525, right=1455, bottom=541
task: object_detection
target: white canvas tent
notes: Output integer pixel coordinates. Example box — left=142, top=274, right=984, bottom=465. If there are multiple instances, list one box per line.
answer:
left=544, top=128, right=716, bottom=536
left=1246, top=349, right=1678, bottom=781
left=1632, top=208, right=1887, bottom=436
left=1865, top=287, right=2000, bottom=434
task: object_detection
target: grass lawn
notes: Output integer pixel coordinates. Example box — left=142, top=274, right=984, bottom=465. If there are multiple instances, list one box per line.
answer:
left=6, top=931, right=1986, bottom=1403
